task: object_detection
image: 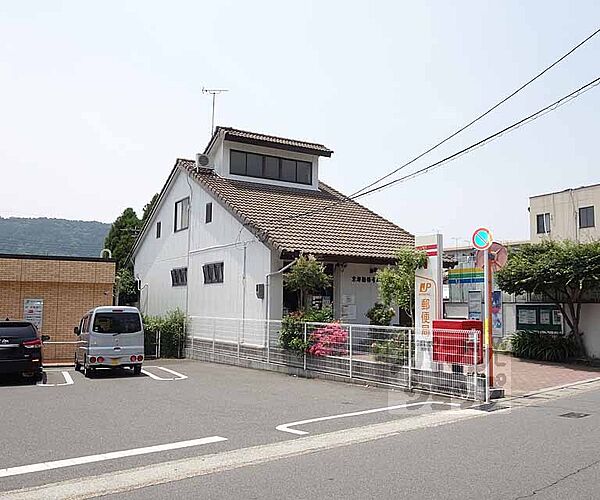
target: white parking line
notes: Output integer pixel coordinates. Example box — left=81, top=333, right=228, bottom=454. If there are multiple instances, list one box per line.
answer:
left=0, top=436, right=227, bottom=478
left=141, top=366, right=188, bottom=381
left=37, top=371, right=74, bottom=387
left=276, top=401, right=461, bottom=435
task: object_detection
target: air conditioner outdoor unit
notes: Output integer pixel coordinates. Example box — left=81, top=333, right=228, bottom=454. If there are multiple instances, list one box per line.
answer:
left=196, top=153, right=211, bottom=169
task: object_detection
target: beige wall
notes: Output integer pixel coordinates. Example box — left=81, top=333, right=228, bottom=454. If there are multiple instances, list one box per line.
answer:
left=530, top=185, right=600, bottom=242
left=0, top=257, right=115, bottom=362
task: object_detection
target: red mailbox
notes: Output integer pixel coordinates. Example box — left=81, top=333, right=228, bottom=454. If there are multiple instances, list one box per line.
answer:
left=432, top=319, right=483, bottom=365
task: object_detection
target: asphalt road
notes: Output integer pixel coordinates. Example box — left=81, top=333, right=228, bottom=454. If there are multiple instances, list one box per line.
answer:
left=96, top=381, right=600, bottom=500
left=0, top=359, right=460, bottom=494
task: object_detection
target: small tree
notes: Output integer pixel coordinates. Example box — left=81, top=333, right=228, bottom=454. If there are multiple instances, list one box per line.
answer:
left=496, top=240, right=600, bottom=356
left=104, top=207, right=140, bottom=269
left=115, top=267, right=138, bottom=306
left=284, top=255, right=332, bottom=312
left=377, top=247, right=428, bottom=326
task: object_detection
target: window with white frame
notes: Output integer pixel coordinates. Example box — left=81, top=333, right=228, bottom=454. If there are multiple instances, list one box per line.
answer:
left=230, top=150, right=312, bottom=185
left=536, top=213, right=551, bottom=234
left=156, top=221, right=162, bottom=238
left=170, top=267, right=187, bottom=287
left=205, top=202, right=213, bottom=223
left=174, top=197, right=190, bottom=232
left=579, top=206, right=595, bottom=228
left=203, top=262, right=224, bottom=284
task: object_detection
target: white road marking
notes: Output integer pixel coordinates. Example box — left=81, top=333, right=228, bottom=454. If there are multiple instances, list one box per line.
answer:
left=37, top=371, right=74, bottom=387
left=0, top=409, right=487, bottom=500
left=276, top=401, right=461, bottom=435
left=141, top=366, right=188, bottom=381
left=0, top=436, right=227, bottom=479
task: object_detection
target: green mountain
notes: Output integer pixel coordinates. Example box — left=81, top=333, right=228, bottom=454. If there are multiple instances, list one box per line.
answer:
left=0, top=217, right=111, bottom=258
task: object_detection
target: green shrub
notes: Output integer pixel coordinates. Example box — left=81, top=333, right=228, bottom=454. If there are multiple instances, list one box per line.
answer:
left=278, top=307, right=334, bottom=354
left=372, top=334, right=409, bottom=364
left=143, top=308, right=186, bottom=358
left=510, top=330, right=577, bottom=362
left=366, top=302, right=395, bottom=326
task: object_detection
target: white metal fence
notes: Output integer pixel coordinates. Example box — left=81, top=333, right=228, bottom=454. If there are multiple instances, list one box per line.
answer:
left=186, top=316, right=490, bottom=401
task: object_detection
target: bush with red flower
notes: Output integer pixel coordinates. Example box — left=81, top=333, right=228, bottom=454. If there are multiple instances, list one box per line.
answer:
left=307, top=323, right=349, bottom=357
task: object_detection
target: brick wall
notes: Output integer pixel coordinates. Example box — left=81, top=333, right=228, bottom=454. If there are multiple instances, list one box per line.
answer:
left=0, top=257, right=116, bottom=363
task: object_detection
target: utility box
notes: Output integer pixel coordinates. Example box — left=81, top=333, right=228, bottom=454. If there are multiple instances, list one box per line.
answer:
left=432, top=319, right=483, bottom=365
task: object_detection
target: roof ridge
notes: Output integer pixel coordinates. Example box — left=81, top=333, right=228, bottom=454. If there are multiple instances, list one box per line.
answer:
left=217, top=126, right=330, bottom=149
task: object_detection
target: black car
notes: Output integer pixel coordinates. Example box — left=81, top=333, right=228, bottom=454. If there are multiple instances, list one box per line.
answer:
left=0, top=320, right=49, bottom=382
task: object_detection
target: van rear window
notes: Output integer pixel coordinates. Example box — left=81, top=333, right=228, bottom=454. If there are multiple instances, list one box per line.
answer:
left=92, top=313, right=141, bottom=334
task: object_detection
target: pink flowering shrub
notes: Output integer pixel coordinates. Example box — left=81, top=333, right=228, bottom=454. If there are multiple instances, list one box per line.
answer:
left=307, top=323, right=349, bottom=357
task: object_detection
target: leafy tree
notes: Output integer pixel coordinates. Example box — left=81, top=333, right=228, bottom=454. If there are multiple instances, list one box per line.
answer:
left=104, top=207, right=140, bottom=269
left=377, top=247, right=428, bottom=326
left=284, top=254, right=332, bottom=312
left=141, top=193, right=159, bottom=224
left=115, top=267, right=138, bottom=305
left=496, top=240, right=600, bottom=356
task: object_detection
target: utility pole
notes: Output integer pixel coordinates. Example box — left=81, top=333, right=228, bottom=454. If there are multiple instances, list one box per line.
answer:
left=202, top=87, right=229, bottom=135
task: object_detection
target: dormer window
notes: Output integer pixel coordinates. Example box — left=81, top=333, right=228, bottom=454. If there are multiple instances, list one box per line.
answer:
left=229, top=150, right=312, bottom=185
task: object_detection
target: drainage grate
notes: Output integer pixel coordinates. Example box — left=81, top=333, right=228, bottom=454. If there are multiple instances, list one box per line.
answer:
left=473, top=403, right=510, bottom=413
left=559, top=412, right=590, bottom=419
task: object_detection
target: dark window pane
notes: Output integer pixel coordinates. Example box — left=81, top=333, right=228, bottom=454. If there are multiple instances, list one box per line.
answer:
left=92, top=313, right=141, bottom=334
left=281, top=159, right=296, bottom=182
left=579, top=206, right=595, bottom=228
left=156, top=221, right=161, bottom=238
left=247, top=153, right=263, bottom=177
left=205, top=202, right=213, bottom=223
left=264, top=156, right=280, bottom=180
left=230, top=151, right=246, bottom=175
left=296, top=161, right=312, bottom=184
left=536, top=213, right=550, bottom=234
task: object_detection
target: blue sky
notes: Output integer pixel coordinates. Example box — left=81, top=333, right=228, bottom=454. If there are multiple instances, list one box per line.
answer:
left=1, top=1, right=598, bottom=244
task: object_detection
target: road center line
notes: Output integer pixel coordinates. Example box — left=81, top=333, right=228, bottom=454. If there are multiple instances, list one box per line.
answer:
left=276, top=401, right=461, bottom=435
left=141, top=366, right=188, bottom=381
left=0, top=436, right=227, bottom=479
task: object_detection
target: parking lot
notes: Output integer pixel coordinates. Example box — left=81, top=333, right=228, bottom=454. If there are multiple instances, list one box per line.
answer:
left=0, top=360, right=463, bottom=495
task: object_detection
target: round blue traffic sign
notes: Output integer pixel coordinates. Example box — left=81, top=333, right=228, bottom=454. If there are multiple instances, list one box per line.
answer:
left=472, top=227, right=493, bottom=250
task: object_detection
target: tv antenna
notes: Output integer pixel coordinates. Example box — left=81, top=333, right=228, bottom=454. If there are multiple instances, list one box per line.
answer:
left=202, top=87, right=229, bottom=135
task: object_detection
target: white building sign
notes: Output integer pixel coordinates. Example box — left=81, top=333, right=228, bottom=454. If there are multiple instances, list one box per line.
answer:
left=24, top=299, right=44, bottom=332
left=414, top=234, right=443, bottom=371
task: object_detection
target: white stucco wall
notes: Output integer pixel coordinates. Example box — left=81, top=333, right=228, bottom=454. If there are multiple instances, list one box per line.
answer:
left=580, top=303, right=600, bottom=358
left=337, top=263, right=384, bottom=324
left=134, top=167, right=274, bottom=321
left=134, top=170, right=191, bottom=316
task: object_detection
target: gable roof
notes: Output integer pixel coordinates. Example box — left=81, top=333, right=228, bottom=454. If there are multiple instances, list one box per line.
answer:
left=178, top=159, right=413, bottom=262
left=204, top=126, right=334, bottom=158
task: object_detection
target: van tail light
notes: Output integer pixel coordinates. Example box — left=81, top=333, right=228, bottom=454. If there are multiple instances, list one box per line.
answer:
left=130, top=355, right=136, bottom=362
left=22, top=338, right=42, bottom=349
left=137, top=355, right=143, bottom=362
left=97, top=356, right=105, bottom=363
left=89, top=356, right=97, bottom=364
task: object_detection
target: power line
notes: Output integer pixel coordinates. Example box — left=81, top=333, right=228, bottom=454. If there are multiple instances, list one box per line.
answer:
left=262, top=75, right=600, bottom=228
left=350, top=26, right=600, bottom=198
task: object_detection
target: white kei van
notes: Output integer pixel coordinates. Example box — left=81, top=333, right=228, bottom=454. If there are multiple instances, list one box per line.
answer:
left=74, top=306, right=144, bottom=377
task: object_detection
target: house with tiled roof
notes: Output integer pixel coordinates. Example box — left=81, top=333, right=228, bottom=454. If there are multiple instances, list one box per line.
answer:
left=131, top=127, right=414, bottom=324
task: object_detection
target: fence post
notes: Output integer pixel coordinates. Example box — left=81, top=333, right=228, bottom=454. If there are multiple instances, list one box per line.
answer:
left=189, top=317, right=193, bottom=356
left=303, top=322, right=307, bottom=372
left=472, top=329, right=478, bottom=401
left=349, top=325, right=353, bottom=379
left=212, top=318, right=216, bottom=358
left=237, top=320, right=241, bottom=361
left=408, top=328, right=412, bottom=391
left=267, top=319, right=271, bottom=364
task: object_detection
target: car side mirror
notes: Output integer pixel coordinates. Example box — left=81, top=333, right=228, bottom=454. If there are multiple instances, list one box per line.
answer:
left=41, top=335, right=50, bottom=342
left=74, top=326, right=80, bottom=335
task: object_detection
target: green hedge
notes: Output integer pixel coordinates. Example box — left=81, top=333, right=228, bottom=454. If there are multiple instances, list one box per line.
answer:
left=510, top=330, right=577, bottom=362
left=143, top=308, right=186, bottom=358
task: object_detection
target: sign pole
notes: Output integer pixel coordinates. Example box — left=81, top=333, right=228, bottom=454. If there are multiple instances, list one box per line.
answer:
left=483, top=248, right=494, bottom=390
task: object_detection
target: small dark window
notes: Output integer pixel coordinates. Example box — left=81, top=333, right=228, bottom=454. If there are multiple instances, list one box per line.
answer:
left=205, top=202, right=213, bottom=223
left=156, top=221, right=162, bottom=238
left=280, top=159, right=297, bottom=182
left=230, top=151, right=246, bottom=175
left=171, top=267, right=188, bottom=287
left=264, top=156, right=280, bottom=179
left=579, top=206, right=595, bottom=228
left=297, top=161, right=312, bottom=184
left=203, top=262, right=224, bottom=284
left=246, top=153, right=263, bottom=177
left=536, top=213, right=550, bottom=234
left=174, top=197, right=190, bottom=232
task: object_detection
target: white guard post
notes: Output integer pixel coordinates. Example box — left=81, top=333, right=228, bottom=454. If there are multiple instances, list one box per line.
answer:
left=414, top=234, right=443, bottom=371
